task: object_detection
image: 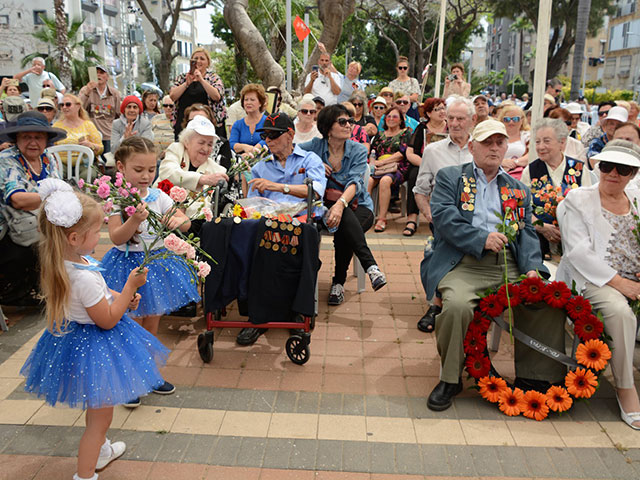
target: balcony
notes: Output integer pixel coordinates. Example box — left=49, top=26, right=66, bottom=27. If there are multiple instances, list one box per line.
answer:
left=81, top=0, right=99, bottom=13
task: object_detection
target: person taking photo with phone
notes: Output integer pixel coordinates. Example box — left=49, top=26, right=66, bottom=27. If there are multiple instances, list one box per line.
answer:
left=304, top=52, right=342, bottom=106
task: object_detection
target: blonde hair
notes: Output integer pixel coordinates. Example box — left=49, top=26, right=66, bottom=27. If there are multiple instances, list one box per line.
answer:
left=114, top=136, right=156, bottom=165
left=497, top=104, right=530, bottom=131
left=616, top=100, right=631, bottom=112
left=191, top=47, right=211, bottom=68
left=341, top=101, right=356, bottom=117
left=60, top=93, right=90, bottom=121
left=39, top=192, right=102, bottom=333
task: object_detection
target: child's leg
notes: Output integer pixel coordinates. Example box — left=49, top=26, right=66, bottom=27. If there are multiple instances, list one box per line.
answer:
left=139, top=315, right=161, bottom=336
left=77, top=407, right=113, bottom=478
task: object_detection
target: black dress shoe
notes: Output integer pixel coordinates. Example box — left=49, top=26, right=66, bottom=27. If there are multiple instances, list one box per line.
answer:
left=427, top=379, right=463, bottom=411
left=236, top=328, right=267, bottom=346
left=417, top=304, right=441, bottom=333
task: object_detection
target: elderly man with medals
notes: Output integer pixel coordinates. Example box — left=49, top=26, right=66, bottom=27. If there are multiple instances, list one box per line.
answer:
left=425, top=119, right=567, bottom=411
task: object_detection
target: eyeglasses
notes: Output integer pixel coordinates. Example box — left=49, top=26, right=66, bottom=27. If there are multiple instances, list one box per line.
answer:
left=397, top=66, right=408, bottom=70
left=372, top=105, right=385, bottom=110
left=432, top=106, right=446, bottom=112
left=502, top=116, right=521, bottom=123
left=598, top=161, right=635, bottom=176
left=163, top=104, right=174, bottom=108
left=395, top=100, right=409, bottom=105
left=336, top=117, right=355, bottom=127
left=299, top=109, right=316, bottom=115
left=598, top=110, right=610, bottom=117
left=555, top=89, right=562, bottom=94
left=381, top=93, right=393, bottom=97
left=61, top=102, right=76, bottom=108
left=37, top=106, right=54, bottom=112
left=352, top=102, right=363, bottom=107
left=260, top=130, right=287, bottom=141
left=564, top=121, right=572, bottom=126
left=386, top=115, right=401, bottom=120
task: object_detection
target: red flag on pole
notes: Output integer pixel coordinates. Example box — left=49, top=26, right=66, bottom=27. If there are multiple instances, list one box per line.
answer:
left=293, top=15, right=310, bottom=42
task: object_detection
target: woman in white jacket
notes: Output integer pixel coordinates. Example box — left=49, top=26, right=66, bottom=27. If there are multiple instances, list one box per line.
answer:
left=557, top=140, right=640, bottom=430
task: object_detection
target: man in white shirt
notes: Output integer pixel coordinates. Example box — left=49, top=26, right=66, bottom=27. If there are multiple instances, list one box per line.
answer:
left=14, top=57, right=66, bottom=102
left=413, top=96, right=475, bottom=334
left=303, top=53, right=341, bottom=106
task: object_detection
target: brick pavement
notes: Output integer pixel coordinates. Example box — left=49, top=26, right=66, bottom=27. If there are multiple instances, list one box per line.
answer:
left=1, top=214, right=640, bottom=479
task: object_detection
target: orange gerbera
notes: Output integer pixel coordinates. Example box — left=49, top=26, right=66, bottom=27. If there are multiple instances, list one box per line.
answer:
left=575, top=339, right=611, bottom=371
left=478, top=376, right=508, bottom=403
left=498, top=387, right=525, bottom=416
left=565, top=368, right=598, bottom=398
left=545, top=386, right=573, bottom=412
left=522, top=390, right=550, bottom=421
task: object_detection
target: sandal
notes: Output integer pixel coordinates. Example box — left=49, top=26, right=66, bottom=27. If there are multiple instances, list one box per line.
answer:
left=403, top=221, right=417, bottom=237
left=374, top=219, right=387, bottom=232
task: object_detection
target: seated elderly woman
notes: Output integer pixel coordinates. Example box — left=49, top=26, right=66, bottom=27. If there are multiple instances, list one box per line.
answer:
left=111, top=95, right=154, bottom=152
left=181, top=103, right=232, bottom=170
left=521, top=118, right=592, bottom=259
left=0, top=111, right=65, bottom=304
left=293, top=94, right=322, bottom=144
left=155, top=116, right=228, bottom=233
left=300, top=104, right=387, bottom=305
left=557, top=140, right=640, bottom=430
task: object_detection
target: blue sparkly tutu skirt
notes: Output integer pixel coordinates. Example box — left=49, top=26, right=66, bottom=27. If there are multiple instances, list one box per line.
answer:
left=20, top=315, right=169, bottom=409
left=101, top=247, right=200, bottom=317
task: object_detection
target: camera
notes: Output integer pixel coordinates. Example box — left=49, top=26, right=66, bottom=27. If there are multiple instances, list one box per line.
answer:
left=448, top=74, right=458, bottom=81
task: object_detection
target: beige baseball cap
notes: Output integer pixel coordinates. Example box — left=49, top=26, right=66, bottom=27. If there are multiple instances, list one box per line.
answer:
left=471, top=119, right=508, bottom=142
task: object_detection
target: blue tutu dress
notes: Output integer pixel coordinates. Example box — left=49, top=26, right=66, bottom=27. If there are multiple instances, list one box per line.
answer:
left=20, top=257, right=169, bottom=409
left=101, top=188, right=200, bottom=317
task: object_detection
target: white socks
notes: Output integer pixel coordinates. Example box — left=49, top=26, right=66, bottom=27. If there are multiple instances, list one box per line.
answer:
left=99, top=438, right=111, bottom=458
left=73, top=474, right=98, bottom=480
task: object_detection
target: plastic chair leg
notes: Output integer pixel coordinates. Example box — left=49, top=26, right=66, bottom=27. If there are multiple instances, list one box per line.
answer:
left=0, top=305, right=8, bottom=332
left=354, top=256, right=366, bottom=293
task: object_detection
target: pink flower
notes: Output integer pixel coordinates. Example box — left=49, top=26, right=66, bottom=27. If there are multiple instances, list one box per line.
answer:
left=114, top=176, right=123, bottom=187
left=98, top=175, right=111, bottom=184
left=197, top=261, right=211, bottom=278
left=102, top=199, right=114, bottom=214
left=186, top=244, right=196, bottom=260
left=130, top=187, right=139, bottom=195
left=96, top=183, right=110, bottom=199
left=77, top=179, right=85, bottom=189
left=115, top=172, right=124, bottom=180
left=103, top=216, right=109, bottom=224
left=118, top=187, right=130, bottom=198
left=125, top=182, right=132, bottom=189
left=202, top=207, right=213, bottom=222
left=164, top=233, right=189, bottom=255
left=169, top=186, right=188, bottom=203
left=93, top=179, right=100, bottom=185
left=124, top=206, right=136, bottom=217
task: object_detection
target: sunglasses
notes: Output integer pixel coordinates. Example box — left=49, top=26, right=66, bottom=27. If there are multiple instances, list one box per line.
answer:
left=555, top=89, right=562, bottom=93
left=163, top=104, right=174, bottom=108
left=381, top=93, right=393, bottom=97
left=598, top=110, right=610, bottom=117
left=352, top=103, right=363, bottom=107
left=502, top=116, right=521, bottom=123
left=260, top=130, right=287, bottom=140
left=386, top=115, right=401, bottom=120
left=61, top=102, right=76, bottom=108
left=299, top=109, right=316, bottom=115
left=37, top=106, right=54, bottom=112
left=395, top=100, right=409, bottom=105
left=599, top=161, right=635, bottom=176
left=397, top=66, right=408, bottom=70
left=336, top=117, right=355, bottom=127
left=564, top=121, right=572, bottom=126
left=373, top=105, right=385, bottom=110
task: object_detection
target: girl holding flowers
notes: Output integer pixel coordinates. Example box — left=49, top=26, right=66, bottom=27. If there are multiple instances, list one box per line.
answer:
left=20, top=180, right=168, bottom=480
left=100, top=137, right=199, bottom=405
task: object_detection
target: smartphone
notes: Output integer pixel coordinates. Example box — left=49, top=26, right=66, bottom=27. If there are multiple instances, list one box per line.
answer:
left=189, top=60, right=197, bottom=75
left=7, top=79, right=18, bottom=87
left=448, top=74, right=458, bottom=81
left=312, top=65, right=319, bottom=72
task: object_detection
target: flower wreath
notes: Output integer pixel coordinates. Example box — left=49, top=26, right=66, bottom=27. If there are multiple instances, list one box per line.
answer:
left=464, top=277, right=611, bottom=421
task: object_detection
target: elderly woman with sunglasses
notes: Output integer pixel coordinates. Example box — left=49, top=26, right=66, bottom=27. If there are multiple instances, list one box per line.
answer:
left=151, top=95, right=177, bottom=156
left=293, top=95, right=322, bottom=144
left=300, top=104, right=387, bottom=304
left=496, top=103, right=530, bottom=179
left=349, top=91, right=377, bottom=138
left=556, top=140, right=640, bottom=430
left=520, top=118, right=591, bottom=258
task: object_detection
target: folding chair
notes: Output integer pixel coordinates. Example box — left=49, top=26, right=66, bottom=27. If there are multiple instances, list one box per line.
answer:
left=46, top=144, right=95, bottom=186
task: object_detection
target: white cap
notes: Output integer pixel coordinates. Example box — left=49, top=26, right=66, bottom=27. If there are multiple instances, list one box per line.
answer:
left=372, top=96, right=387, bottom=107
left=605, top=106, right=629, bottom=123
left=185, top=116, right=219, bottom=139
left=565, top=102, right=583, bottom=115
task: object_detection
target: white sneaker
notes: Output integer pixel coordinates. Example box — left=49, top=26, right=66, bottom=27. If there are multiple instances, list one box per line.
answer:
left=95, top=439, right=126, bottom=470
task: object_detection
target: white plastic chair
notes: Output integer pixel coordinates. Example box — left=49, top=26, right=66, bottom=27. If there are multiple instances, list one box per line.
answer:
left=46, top=144, right=95, bottom=186
left=0, top=305, right=8, bottom=331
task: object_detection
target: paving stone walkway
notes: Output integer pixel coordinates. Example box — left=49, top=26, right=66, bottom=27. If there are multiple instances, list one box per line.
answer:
left=1, top=215, right=640, bottom=480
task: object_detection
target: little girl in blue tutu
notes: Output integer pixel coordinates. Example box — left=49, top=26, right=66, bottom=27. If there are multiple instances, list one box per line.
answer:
left=20, top=179, right=169, bottom=480
left=101, top=136, right=199, bottom=402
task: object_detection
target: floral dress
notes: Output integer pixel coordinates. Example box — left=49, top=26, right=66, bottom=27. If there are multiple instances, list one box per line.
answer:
left=172, top=70, right=226, bottom=135
left=370, top=128, right=412, bottom=184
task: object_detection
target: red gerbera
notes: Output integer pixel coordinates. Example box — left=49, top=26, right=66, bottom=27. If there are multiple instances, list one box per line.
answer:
left=464, top=327, right=487, bottom=354
left=479, top=294, right=505, bottom=318
left=157, top=179, right=174, bottom=195
left=543, top=281, right=572, bottom=309
left=471, top=310, right=491, bottom=332
left=465, top=353, right=491, bottom=379
left=573, top=314, right=604, bottom=341
left=497, top=283, right=521, bottom=307
left=566, top=295, right=592, bottom=322
left=518, top=277, right=545, bottom=303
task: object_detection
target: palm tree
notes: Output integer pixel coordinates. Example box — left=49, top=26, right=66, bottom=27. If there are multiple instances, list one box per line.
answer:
left=54, top=0, right=71, bottom=88
left=570, top=0, right=592, bottom=100
left=22, top=15, right=103, bottom=91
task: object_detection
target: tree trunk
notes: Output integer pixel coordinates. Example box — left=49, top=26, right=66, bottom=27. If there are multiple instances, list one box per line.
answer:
left=154, top=32, right=177, bottom=94
left=570, top=0, right=592, bottom=100
left=235, top=44, right=248, bottom=93
left=304, top=0, right=356, bottom=72
left=54, top=0, right=72, bottom=88
left=224, top=0, right=285, bottom=89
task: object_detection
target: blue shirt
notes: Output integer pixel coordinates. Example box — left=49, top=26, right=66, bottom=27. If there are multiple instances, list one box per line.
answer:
left=337, top=75, right=365, bottom=103
left=229, top=114, right=267, bottom=150
left=299, top=137, right=374, bottom=211
left=378, top=114, right=418, bottom=133
left=587, top=133, right=608, bottom=160
left=249, top=144, right=327, bottom=216
left=470, top=162, right=508, bottom=234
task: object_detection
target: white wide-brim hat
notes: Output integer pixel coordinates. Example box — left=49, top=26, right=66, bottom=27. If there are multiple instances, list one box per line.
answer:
left=592, top=144, right=640, bottom=168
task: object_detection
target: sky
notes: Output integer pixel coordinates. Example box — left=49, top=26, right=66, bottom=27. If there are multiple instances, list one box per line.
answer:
left=196, top=5, right=217, bottom=45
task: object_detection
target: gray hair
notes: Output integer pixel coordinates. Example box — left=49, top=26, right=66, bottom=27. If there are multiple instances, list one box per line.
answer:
left=446, top=95, right=475, bottom=118
left=178, top=127, right=199, bottom=146
left=534, top=118, right=569, bottom=141
left=349, top=90, right=368, bottom=115
left=32, top=57, right=45, bottom=66
left=162, top=95, right=172, bottom=104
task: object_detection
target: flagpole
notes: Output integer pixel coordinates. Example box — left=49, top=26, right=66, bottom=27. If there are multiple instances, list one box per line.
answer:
left=286, top=0, right=292, bottom=90
left=303, top=10, right=310, bottom=66
left=434, top=0, right=447, bottom=98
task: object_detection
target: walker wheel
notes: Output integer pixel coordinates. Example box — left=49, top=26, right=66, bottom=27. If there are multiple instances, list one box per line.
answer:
left=198, top=331, right=214, bottom=363
left=286, top=335, right=310, bottom=365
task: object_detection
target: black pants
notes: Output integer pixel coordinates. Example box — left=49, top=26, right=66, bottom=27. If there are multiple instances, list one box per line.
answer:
left=332, top=204, right=377, bottom=285
left=405, top=164, right=420, bottom=216
left=0, top=234, right=39, bottom=304
left=537, top=232, right=551, bottom=257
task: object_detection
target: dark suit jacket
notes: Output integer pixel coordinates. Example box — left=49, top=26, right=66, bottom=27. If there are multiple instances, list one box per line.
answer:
left=424, top=162, right=548, bottom=298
